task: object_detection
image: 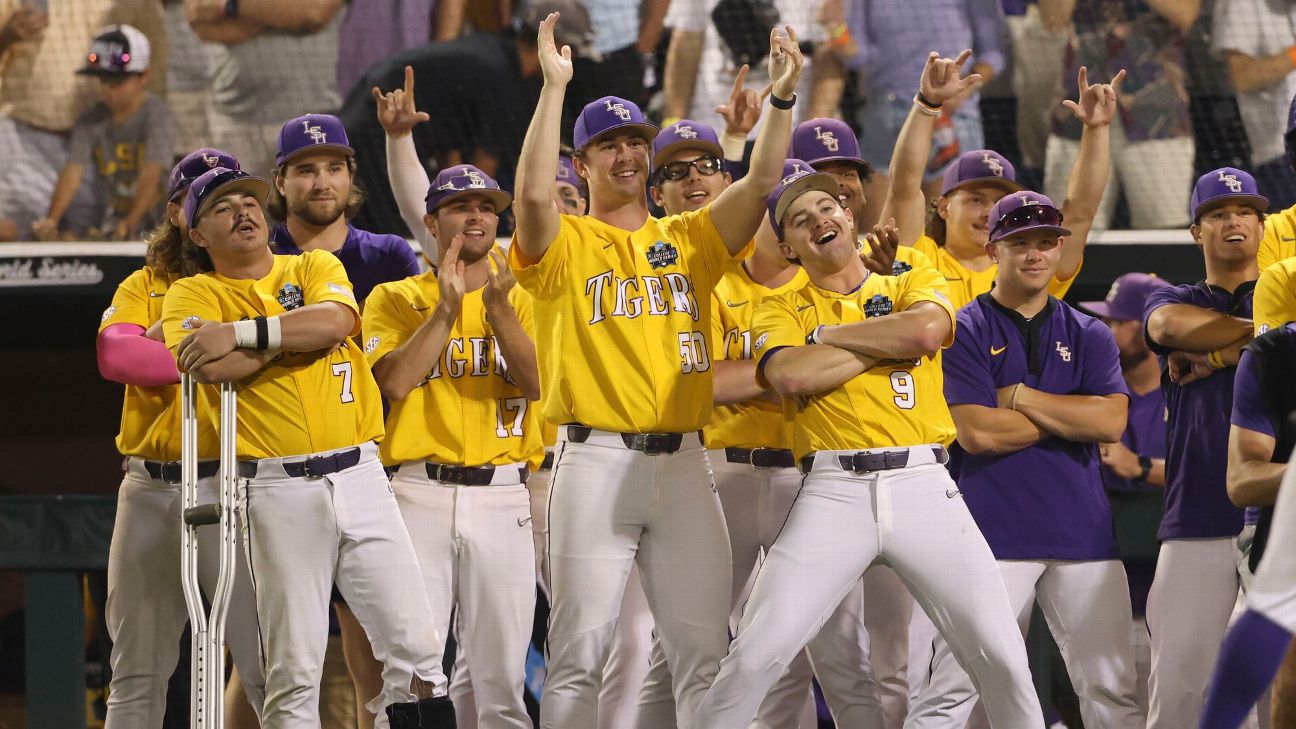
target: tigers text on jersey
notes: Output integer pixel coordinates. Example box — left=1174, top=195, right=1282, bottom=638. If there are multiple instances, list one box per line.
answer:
left=751, top=265, right=958, bottom=460
left=1254, top=257, right=1296, bottom=335
left=911, top=235, right=1078, bottom=310
left=162, top=250, right=383, bottom=460
left=101, top=265, right=218, bottom=460
left=509, top=209, right=749, bottom=433
left=362, top=270, right=544, bottom=468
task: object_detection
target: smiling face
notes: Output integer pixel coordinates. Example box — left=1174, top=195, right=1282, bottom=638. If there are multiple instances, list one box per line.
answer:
left=276, top=152, right=353, bottom=227
left=1191, top=202, right=1263, bottom=268
left=424, top=192, right=500, bottom=264
left=986, top=231, right=1062, bottom=296
left=573, top=131, right=652, bottom=205
left=778, top=190, right=858, bottom=273
left=188, top=191, right=270, bottom=264
left=940, top=182, right=1011, bottom=251
left=649, top=150, right=731, bottom=214
left=815, top=161, right=866, bottom=222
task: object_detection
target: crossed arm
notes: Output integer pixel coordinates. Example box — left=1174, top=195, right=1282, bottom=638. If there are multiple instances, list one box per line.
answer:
left=952, top=390, right=1126, bottom=455
left=1227, top=426, right=1285, bottom=507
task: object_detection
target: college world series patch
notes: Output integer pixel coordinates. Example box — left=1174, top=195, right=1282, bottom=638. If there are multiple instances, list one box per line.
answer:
left=864, top=294, right=893, bottom=318
left=645, top=240, right=679, bottom=270
left=277, top=283, right=304, bottom=310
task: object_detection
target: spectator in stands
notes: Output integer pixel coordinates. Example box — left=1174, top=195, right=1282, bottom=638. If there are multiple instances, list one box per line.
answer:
left=1212, top=0, right=1296, bottom=212
left=569, top=0, right=669, bottom=110
left=334, top=0, right=457, bottom=101
left=828, top=0, right=1007, bottom=231
left=162, top=0, right=213, bottom=158
left=32, top=25, right=175, bottom=242
left=0, top=0, right=165, bottom=241
left=185, top=0, right=345, bottom=177
left=1041, top=0, right=1199, bottom=230
left=1003, top=1, right=1068, bottom=189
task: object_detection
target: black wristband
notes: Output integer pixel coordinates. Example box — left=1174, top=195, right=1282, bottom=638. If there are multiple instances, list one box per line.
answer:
left=254, top=316, right=268, bottom=351
left=1135, top=454, right=1152, bottom=482
left=224, top=0, right=239, bottom=17
left=916, top=91, right=943, bottom=109
left=770, top=93, right=796, bottom=111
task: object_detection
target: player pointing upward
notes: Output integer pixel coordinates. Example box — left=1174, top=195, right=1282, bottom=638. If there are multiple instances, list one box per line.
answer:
left=510, top=13, right=803, bottom=729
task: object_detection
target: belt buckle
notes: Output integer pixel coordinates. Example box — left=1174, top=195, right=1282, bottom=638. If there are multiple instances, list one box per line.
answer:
left=747, top=449, right=767, bottom=469
left=640, top=434, right=671, bottom=455
left=160, top=461, right=183, bottom=484
left=302, top=455, right=330, bottom=479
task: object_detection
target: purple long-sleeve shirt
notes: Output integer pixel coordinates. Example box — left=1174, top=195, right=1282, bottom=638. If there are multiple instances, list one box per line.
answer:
left=845, top=0, right=1008, bottom=100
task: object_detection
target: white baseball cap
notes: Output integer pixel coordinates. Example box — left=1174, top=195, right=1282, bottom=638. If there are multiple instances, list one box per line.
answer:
left=78, top=24, right=151, bottom=76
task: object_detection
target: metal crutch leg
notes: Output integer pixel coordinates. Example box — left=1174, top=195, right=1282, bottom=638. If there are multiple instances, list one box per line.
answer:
left=180, top=376, right=239, bottom=728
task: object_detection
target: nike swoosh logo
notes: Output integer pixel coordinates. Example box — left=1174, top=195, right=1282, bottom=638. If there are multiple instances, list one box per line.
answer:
left=517, top=516, right=532, bottom=527
left=411, top=304, right=431, bottom=312
left=796, top=304, right=814, bottom=311
left=1283, top=236, right=1295, bottom=242
left=726, top=300, right=748, bottom=308
left=603, top=242, right=615, bottom=249
left=148, top=291, right=165, bottom=297
left=946, top=488, right=961, bottom=499
left=991, top=345, right=1006, bottom=355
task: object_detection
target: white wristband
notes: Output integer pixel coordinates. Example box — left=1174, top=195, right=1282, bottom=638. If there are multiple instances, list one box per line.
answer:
left=265, top=315, right=282, bottom=351
left=811, top=325, right=827, bottom=345
left=232, top=319, right=257, bottom=349
left=721, top=133, right=748, bottom=163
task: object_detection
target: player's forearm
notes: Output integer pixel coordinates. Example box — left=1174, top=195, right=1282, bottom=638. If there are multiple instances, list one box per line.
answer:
left=808, top=51, right=848, bottom=119
left=818, top=306, right=950, bottom=360
left=372, top=305, right=455, bottom=400
left=188, top=349, right=274, bottom=383
left=45, top=164, right=85, bottom=224
left=433, top=0, right=465, bottom=41
left=1228, top=460, right=1285, bottom=507
left=188, top=17, right=262, bottom=44
left=1056, top=121, right=1109, bottom=277
left=763, top=346, right=875, bottom=398
left=1145, top=0, right=1200, bottom=33
left=487, top=302, right=541, bottom=401
left=385, top=134, right=436, bottom=252
left=123, top=164, right=164, bottom=230
left=951, top=405, right=1049, bottom=455
left=713, top=359, right=768, bottom=405
left=1145, top=459, right=1166, bottom=488
left=234, top=0, right=340, bottom=33
left=1225, top=52, right=1296, bottom=94
left=662, top=29, right=704, bottom=120
left=269, top=302, right=356, bottom=352
left=97, top=324, right=181, bottom=386
left=1147, top=304, right=1254, bottom=352
left=1014, top=388, right=1127, bottom=443
left=880, top=104, right=936, bottom=246
left=513, top=84, right=565, bottom=260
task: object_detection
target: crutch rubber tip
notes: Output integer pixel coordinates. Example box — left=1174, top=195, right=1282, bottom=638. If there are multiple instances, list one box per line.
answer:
left=386, top=695, right=456, bottom=728
left=183, top=504, right=223, bottom=526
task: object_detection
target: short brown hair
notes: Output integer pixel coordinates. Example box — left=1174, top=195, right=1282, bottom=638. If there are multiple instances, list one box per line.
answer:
left=267, top=157, right=365, bottom=222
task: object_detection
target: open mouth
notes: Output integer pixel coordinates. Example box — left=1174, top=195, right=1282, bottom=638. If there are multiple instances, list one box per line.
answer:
left=684, top=189, right=710, bottom=203
left=1224, top=233, right=1247, bottom=244
left=613, top=169, right=638, bottom=180
left=233, top=220, right=257, bottom=235
left=816, top=230, right=839, bottom=246
left=461, top=228, right=487, bottom=239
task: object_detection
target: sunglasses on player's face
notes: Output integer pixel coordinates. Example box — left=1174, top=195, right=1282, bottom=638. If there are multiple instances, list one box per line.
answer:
left=657, top=156, right=724, bottom=183
left=990, top=204, right=1063, bottom=240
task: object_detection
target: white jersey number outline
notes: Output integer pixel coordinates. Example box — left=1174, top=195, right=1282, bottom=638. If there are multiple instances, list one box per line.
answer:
left=332, top=362, right=356, bottom=404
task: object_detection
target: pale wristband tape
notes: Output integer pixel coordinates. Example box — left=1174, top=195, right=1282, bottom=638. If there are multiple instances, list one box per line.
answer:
left=721, top=133, right=748, bottom=163
left=265, top=316, right=282, bottom=351
left=233, top=319, right=257, bottom=349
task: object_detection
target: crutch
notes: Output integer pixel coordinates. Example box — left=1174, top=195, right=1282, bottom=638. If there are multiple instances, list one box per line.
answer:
left=180, top=375, right=239, bottom=728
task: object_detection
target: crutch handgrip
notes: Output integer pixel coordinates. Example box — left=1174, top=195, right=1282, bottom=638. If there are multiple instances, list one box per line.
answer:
left=183, top=504, right=222, bottom=526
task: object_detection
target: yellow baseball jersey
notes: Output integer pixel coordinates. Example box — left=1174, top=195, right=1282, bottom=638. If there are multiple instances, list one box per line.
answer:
left=1258, top=204, right=1296, bottom=271
left=362, top=271, right=544, bottom=469
left=100, top=266, right=217, bottom=461
left=911, top=235, right=1078, bottom=310
left=751, top=265, right=958, bottom=459
left=1254, top=257, right=1296, bottom=335
left=510, top=209, right=750, bottom=433
left=162, top=250, right=383, bottom=460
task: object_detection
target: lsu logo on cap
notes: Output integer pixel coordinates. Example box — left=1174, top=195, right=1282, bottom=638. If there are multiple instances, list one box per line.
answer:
left=814, top=126, right=839, bottom=152
left=982, top=152, right=1004, bottom=176
left=302, top=120, right=328, bottom=144
left=605, top=99, right=631, bottom=121
left=1218, top=170, right=1243, bottom=192
left=202, top=152, right=220, bottom=167
left=676, top=125, right=698, bottom=139
left=780, top=162, right=808, bottom=186
left=464, top=169, right=486, bottom=188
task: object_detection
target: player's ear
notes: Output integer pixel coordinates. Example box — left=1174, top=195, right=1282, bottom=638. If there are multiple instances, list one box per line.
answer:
left=166, top=201, right=183, bottom=228
left=649, top=184, right=664, bottom=207
left=571, top=155, right=590, bottom=181
left=1189, top=223, right=1203, bottom=246
left=424, top=213, right=440, bottom=239
left=188, top=226, right=208, bottom=249
left=936, top=195, right=951, bottom=221
left=984, top=241, right=997, bottom=262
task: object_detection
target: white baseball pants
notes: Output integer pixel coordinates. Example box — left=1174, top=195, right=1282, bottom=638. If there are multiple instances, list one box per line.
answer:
left=104, top=460, right=264, bottom=728
left=391, top=462, right=536, bottom=729
left=692, top=450, right=1043, bottom=729
left=906, top=559, right=1141, bottom=729
left=239, top=442, right=448, bottom=729
left=541, top=429, right=732, bottom=729
left=1250, top=459, right=1296, bottom=632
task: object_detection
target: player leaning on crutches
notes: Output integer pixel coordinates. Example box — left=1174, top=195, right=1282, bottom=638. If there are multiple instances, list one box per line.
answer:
left=96, top=149, right=265, bottom=728
left=160, top=166, right=457, bottom=729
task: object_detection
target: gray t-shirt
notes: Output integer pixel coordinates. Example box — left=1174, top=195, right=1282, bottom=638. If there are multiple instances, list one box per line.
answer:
left=68, top=92, right=175, bottom=231
left=1212, top=0, right=1296, bottom=165
left=164, top=0, right=212, bottom=93
left=208, top=14, right=343, bottom=123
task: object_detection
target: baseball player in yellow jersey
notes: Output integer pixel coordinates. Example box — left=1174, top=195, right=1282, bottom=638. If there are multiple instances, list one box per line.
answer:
left=1256, top=95, right=1296, bottom=270
left=1254, top=257, right=1296, bottom=335
left=882, top=51, right=1120, bottom=310
left=510, top=13, right=804, bottom=729
left=691, top=166, right=1043, bottom=729
left=97, top=149, right=265, bottom=727
left=160, top=167, right=455, bottom=729
left=362, top=165, right=542, bottom=729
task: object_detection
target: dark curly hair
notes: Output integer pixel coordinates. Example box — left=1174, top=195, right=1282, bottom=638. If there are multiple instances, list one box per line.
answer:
left=145, top=200, right=213, bottom=279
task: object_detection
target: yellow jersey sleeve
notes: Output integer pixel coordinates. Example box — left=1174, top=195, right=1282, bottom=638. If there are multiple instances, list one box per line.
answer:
left=663, top=205, right=751, bottom=283
left=161, top=278, right=222, bottom=353
left=360, top=278, right=417, bottom=364
left=751, top=295, right=808, bottom=389
left=300, top=249, right=361, bottom=336
left=509, top=214, right=576, bottom=293
left=895, top=265, right=957, bottom=348
left=1259, top=205, right=1296, bottom=271
left=1254, top=259, right=1296, bottom=335
left=1048, top=259, right=1081, bottom=300
left=100, top=267, right=158, bottom=331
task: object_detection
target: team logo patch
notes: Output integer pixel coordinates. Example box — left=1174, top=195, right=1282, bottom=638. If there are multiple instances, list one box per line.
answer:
left=754, top=332, right=769, bottom=351
left=1055, top=341, right=1072, bottom=362
left=327, top=282, right=355, bottom=300
left=675, top=125, right=698, bottom=139
left=101, top=305, right=116, bottom=323
left=815, top=126, right=839, bottom=152
left=645, top=240, right=680, bottom=270
left=181, top=315, right=201, bottom=330
left=1260, top=323, right=1271, bottom=335
left=202, top=152, right=220, bottom=167
left=277, top=283, right=305, bottom=310
left=364, top=335, right=379, bottom=354
left=982, top=152, right=1004, bottom=176
left=863, top=294, right=893, bottom=318
left=604, top=99, right=632, bottom=121
left=891, top=261, right=912, bottom=276
left=302, top=120, right=327, bottom=144
left=1218, top=170, right=1243, bottom=193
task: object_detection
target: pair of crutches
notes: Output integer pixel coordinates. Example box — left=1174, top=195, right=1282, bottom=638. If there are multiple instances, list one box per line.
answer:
left=179, top=374, right=239, bottom=728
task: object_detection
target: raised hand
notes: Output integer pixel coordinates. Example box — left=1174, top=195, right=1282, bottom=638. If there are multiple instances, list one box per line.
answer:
left=861, top=219, right=900, bottom=276
left=918, top=49, right=982, bottom=108
left=767, top=25, right=805, bottom=100
left=1064, top=66, right=1125, bottom=128
left=371, top=65, right=431, bottom=137
left=483, top=248, right=517, bottom=310
left=0, top=6, right=48, bottom=47
left=436, top=235, right=467, bottom=314
left=715, top=65, right=771, bottom=138
left=537, top=12, right=574, bottom=88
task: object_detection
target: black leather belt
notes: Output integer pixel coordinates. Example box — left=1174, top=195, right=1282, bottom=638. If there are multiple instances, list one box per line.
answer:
left=425, top=462, right=527, bottom=486
left=540, top=452, right=555, bottom=470
left=566, top=425, right=692, bottom=455
left=724, top=447, right=795, bottom=469
left=142, top=459, right=219, bottom=484
left=799, top=446, right=948, bottom=474
left=237, top=447, right=362, bottom=479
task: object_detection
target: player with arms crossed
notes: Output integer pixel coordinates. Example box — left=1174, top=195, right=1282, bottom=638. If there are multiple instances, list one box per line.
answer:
left=1142, top=168, right=1265, bottom=729
left=161, top=167, right=456, bottom=729
left=908, top=190, right=1141, bottom=729
left=363, top=165, right=542, bottom=729
left=509, top=13, right=804, bottom=729
left=691, top=164, right=1043, bottom=729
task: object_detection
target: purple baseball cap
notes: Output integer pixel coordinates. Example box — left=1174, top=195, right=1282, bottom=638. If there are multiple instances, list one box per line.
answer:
left=767, top=159, right=842, bottom=241
left=1079, top=273, right=1174, bottom=321
left=424, top=164, right=512, bottom=213
left=1190, top=167, right=1269, bottom=221
left=168, top=148, right=240, bottom=202
left=652, top=120, right=724, bottom=170
left=790, top=118, right=870, bottom=174
left=987, top=191, right=1071, bottom=243
left=183, top=167, right=271, bottom=230
left=573, top=96, right=657, bottom=152
left=940, top=150, right=1023, bottom=197
left=275, top=114, right=354, bottom=167
left=556, top=154, right=585, bottom=191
